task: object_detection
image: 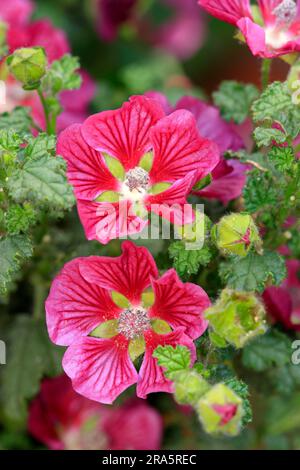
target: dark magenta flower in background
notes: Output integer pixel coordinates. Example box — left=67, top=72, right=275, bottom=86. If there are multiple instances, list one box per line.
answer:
left=263, top=258, right=300, bottom=331
left=29, top=374, right=163, bottom=450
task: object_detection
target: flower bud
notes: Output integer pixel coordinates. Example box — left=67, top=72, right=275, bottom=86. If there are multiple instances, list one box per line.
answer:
left=205, top=289, right=267, bottom=348
left=211, top=213, right=261, bottom=257
left=197, top=383, right=243, bottom=436
left=7, top=47, right=47, bottom=89
left=174, top=371, right=210, bottom=406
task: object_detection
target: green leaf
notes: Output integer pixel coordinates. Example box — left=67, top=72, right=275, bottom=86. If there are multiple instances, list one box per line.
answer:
left=253, top=127, right=286, bottom=147
left=242, top=330, right=291, bottom=372
left=266, top=395, right=300, bottom=435
left=0, top=316, right=63, bottom=425
left=243, top=170, right=278, bottom=213
left=213, top=81, right=259, bottom=124
left=225, top=378, right=252, bottom=427
left=219, top=251, right=286, bottom=293
left=0, top=235, right=33, bottom=293
left=0, top=107, right=32, bottom=135
left=42, top=54, right=81, bottom=95
left=252, top=82, right=292, bottom=123
left=169, top=241, right=212, bottom=278
left=7, top=153, right=74, bottom=211
left=25, top=133, right=56, bottom=159
left=153, top=345, right=191, bottom=379
left=4, top=204, right=37, bottom=235
left=0, top=130, right=23, bottom=152
left=268, top=146, right=295, bottom=173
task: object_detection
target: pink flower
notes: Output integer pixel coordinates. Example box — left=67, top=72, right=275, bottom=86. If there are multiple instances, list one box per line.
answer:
left=0, top=0, right=33, bottom=27
left=96, top=0, right=138, bottom=41
left=57, top=95, right=219, bottom=244
left=198, top=0, right=300, bottom=58
left=151, top=0, right=207, bottom=59
left=146, top=92, right=248, bottom=205
left=28, top=374, right=163, bottom=450
left=46, top=241, right=210, bottom=404
left=263, top=258, right=300, bottom=331
left=0, top=2, right=96, bottom=132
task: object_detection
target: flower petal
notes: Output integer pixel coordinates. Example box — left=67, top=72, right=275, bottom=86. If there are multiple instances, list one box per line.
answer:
left=149, top=269, right=210, bottom=339
left=145, top=172, right=197, bottom=225
left=237, top=17, right=268, bottom=57
left=63, top=335, right=138, bottom=404
left=175, top=97, right=244, bottom=154
left=79, top=241, right=158, bottom=304
left=196, top=159, right=248, bottom=205
left=46, top=258, right=120, bottom=346
left=81, top=96, right=165, bottom=171
left=149, top=110, right=219, bottom=184
left=257, top=1, right=282, bottom=24
left=77, top=200, right=148, bottom=245
left=137, top=328, right=196, bottom=399
left=102, top=400, right=163, bottom=450
left=198, top=0, right=252, bottom=25
left=57, top=124, right=119, bottom=201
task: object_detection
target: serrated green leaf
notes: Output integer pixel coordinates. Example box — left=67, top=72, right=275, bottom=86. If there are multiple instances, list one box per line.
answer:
left=213, top=81, right=259, bottom=124
left=253, top=127, right=286, bottom=147
left=219, top=251, right=286, bottom=293
left=153, top=345, right=191, bottom=379
left=0, top=235, right=32, bottom=293
left=268, top=146, right=295, bottom=173
left=225, top=378, right=252, bottom=427
left=0, top=316, right=63, bottom=425
left=7, top=153, right=74, bottom=210
left=243, top=170, right=278, bottom=213
left=0, top=107, right=32, bottom=135
left=0, top=130, right=23, bottom=152
left=41, top=54, right=81, bottom=95
left=169, top=241, right=212, bottom=278
left=25, top=133, right=56, bottom=159
left=242, top=330, right=291, bottom=372
left=252, top=82, right=292, bottom=123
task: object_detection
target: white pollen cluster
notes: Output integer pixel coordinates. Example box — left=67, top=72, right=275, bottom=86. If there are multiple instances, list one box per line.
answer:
left=273, top=0, right=297, bottom=24
left=118, top=307, right=150, bottom=339
left=124, top=167, right=150, bottom=193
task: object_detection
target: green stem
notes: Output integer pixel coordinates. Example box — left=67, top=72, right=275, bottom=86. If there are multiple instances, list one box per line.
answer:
left=37, top=88, right=51, bottom=134
left=261, top=59, right=272, bottom=90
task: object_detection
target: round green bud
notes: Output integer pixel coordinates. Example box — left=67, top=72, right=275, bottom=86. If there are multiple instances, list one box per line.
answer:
left=174, top=371, right=211, bottom=406
left=211, top=213, right=261, bottom=257
left=205, top=289, right=268, bottom=349
left=7, top=47, right=47, bottom=89
left=197, top=383, right=244, bottom=436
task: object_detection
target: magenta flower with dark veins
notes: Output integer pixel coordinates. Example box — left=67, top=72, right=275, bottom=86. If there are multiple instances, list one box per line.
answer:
left=46, top=241, right=211, bottom=404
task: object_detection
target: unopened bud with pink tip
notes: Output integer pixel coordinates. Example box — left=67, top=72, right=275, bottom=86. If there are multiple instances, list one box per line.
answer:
left=211, top=213, right=262, bottom=257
